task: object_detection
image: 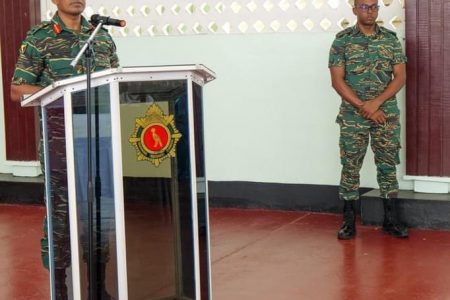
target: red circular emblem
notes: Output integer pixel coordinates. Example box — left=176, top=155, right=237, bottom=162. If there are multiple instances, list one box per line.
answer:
left=142, top=124, right=170, bottom=153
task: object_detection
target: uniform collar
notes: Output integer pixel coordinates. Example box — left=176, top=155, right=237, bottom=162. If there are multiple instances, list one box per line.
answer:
left=351, top=23, right=382, bottom=37
left=51, top=12, right=94, bottom=35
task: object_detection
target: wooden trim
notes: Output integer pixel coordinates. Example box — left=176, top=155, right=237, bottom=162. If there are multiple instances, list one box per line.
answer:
left=0, top=0, right=40, bottom=161
left=405, top=0, right=450, bottom=177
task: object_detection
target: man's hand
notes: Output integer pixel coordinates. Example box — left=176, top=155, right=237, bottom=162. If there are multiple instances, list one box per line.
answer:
left=369, top=110, right=386, bottom=124
left=10, top=84, right=42, bottom=102
left=359, top=99, right=382, bottom=118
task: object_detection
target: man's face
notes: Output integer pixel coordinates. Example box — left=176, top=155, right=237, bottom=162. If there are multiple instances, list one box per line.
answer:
left=52, top=0, right=85, bottom=16
left=353, top=0, right=379, bottom=26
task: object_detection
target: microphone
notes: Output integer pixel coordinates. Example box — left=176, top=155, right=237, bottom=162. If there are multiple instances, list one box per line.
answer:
left=90, top=14, right=126, bottom=27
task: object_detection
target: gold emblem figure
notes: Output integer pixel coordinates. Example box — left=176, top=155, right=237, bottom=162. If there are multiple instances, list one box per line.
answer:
left=151, top=128, right=163, bottom=148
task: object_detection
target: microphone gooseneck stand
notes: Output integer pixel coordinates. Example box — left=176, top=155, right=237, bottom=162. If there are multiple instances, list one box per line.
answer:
left=71, top=21, right=104, bottom=300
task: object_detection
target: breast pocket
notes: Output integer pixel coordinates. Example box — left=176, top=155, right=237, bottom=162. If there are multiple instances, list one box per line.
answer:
left=345, top=44, right=367, bottom=75
left=374, top=48, right=394, bottom=72
left=48, top=57, right=75, bottom=78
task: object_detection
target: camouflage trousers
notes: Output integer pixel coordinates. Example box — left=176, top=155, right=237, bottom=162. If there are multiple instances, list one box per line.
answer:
left=40, top=108, right=72, bottom=270
left=39, top=137, right=71, bottom=269
left=338, top=113, right=401, bottom=201
left=41, top=107, right=111, bottom=271
left=41, top=172, right=71, bottom=270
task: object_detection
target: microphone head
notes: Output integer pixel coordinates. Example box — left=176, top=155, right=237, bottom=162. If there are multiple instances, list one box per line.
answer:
left=90, top=14, right=101, bottom=25
left=90, top=14, right=126, bottom=27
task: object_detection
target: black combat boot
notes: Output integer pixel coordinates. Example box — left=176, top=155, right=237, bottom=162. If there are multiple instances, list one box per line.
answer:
left=337, top=201, right=356, bottom=240
left=382, top=198, right=409, bottom=238
left=54, top=268, right=68, bottom=299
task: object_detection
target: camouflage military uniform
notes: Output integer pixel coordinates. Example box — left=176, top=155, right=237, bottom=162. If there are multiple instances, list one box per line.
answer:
left=328, top=24, right=407, bottom=201
left=12, top=12, right=119, bottom=271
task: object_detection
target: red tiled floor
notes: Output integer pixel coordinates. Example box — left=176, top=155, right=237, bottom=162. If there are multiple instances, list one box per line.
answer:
left=210, top=209, right=450, bottom=300
left=0, top=204, right=48, bottom=300
left=2, top=205, right=450, bottom=299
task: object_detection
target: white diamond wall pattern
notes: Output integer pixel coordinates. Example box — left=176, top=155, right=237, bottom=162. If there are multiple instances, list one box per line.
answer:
left=41, top=0, right=405, bottom=37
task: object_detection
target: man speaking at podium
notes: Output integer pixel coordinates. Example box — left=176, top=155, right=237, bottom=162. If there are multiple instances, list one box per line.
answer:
left=10, top=0, right=119, bottom=298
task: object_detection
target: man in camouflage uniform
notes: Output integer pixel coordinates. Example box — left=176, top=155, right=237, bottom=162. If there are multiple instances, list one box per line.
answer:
left=328, top=0, right=408, bottom=240
left=11, top=0, right=119, bottom=298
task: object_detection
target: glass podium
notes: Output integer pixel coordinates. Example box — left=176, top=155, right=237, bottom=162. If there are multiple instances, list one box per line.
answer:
left=22, top=65, right=216, bottom=300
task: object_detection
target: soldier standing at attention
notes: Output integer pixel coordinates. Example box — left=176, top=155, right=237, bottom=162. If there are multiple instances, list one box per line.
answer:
left=10, top=0, right=119, bottom=298
left=328, top=0, right=408, bottom=240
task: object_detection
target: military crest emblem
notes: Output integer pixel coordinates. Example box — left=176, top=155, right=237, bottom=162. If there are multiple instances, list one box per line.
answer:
left=129, top=104, right=182, bottom=167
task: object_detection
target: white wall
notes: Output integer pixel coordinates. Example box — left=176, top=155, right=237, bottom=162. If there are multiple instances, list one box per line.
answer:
left=113, top=32, right=412, bottom=190
left=0, top=0, right=413, bottom=189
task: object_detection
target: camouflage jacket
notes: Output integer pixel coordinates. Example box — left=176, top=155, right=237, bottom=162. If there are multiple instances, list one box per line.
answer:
left=12, top=12, right=119, bottom=87
left=328, top=24, right=407, bottom=115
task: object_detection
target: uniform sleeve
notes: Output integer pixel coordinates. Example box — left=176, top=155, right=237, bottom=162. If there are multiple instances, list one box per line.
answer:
left=328, top=36, right=346, bottom=68
left=109, top=40, right=120, bottom=68
left=392, top=37, right=407, bottom=65
left=11, top=38, right=44, bottom=86
left=94, top=32, right=120, bottom=68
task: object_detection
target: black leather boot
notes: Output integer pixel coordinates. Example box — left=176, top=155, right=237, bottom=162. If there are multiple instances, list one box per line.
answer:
left=382, top=198, right=409, bottom=238
left=54, top=268, right=68, bottom=300
left=337, top=201, right=356, bottom=240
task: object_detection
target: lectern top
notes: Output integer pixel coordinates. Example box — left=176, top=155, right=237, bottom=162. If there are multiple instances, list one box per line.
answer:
left=121, top=64, right=216, bottom=82
left=21, top=64, right=216, bottom=107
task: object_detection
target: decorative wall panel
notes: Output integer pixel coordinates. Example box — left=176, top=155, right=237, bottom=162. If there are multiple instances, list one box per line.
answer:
left=41, top=0, right=405, bottom=37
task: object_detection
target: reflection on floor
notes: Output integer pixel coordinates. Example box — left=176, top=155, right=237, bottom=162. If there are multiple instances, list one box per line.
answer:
left=125, top=200, right=176, bottom=299
left=2, top=204, right=450, bottom=300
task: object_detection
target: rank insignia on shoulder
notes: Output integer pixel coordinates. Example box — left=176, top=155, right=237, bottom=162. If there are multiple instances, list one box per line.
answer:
left=53, top=23, right=62, bottom=34
left=129, top=104, right=182, bottom=167
left=20, top=43, right=27, bottom=54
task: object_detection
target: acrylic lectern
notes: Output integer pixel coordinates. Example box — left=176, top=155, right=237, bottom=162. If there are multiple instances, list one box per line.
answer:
left=22, top=65, right=216, bottom=300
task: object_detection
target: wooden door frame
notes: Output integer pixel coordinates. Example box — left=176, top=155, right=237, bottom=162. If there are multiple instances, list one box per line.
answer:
left=0, top=0, right=41, bottom=162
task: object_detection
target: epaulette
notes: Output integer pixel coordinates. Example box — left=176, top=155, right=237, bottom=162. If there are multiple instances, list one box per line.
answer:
left=379, top=26, right=398, bottom=37
left=335, top=27, right=353, bottom=38
left=27, top=21, right=52, bottom=36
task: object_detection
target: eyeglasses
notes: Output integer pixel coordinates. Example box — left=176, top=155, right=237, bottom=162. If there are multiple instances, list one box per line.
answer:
left=357, top=4, right=380, bottom=12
